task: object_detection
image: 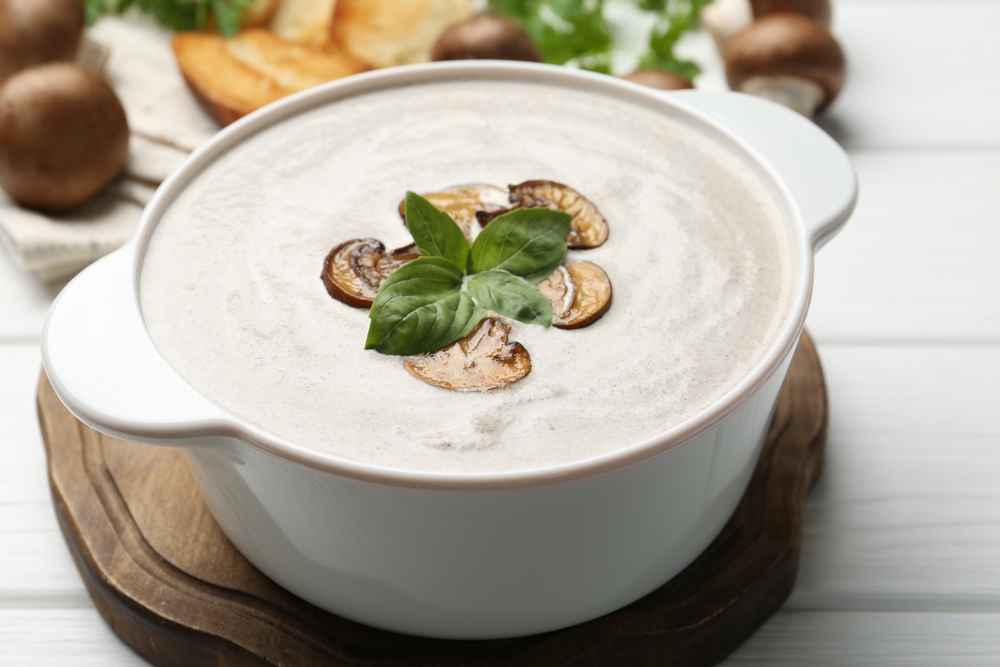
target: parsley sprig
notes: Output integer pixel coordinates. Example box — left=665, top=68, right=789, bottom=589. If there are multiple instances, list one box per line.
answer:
left=85, top=0, right=254, bottom=37
left=488, top=0, right=710, bottom=78
left=366, top=192, right=570, bottom=356
left=636, top=0, right=713, bottom=80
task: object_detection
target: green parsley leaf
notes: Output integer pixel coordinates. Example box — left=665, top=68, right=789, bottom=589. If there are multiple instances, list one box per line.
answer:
left=636, top=0, right=711, bottom=79
left=489, top=0, right=706, bottom=79
left=366, top=258, right=485, bottom=355
left=468, top=207, right=571, bottom=283
left=467, top=270, right=553, bottom=327
left=403, top=191, right=470, bottom=269
left=488, top=0, right=614, bottom=73
left=85, top=0, right=253, bottom=37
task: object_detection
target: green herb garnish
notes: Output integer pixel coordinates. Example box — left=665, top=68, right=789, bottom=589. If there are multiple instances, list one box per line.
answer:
left=488, top=0, right=614, bottom=73
left=488, top=0, right=708, bottom=79
left=365, top=192, right=570, bottom=356
left=636, top=0, right=713, bottom=81
left=85, top=0, right=254, bottom=38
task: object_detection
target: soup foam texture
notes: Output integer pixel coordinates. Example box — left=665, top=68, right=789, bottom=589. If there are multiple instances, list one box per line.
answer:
left=140, top=80, right=794, bottom=473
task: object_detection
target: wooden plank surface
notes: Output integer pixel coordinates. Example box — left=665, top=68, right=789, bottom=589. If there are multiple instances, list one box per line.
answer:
left=790, top=345, right=1000, bottom=610
left=725, top=610, right=1000, bottom=666
left=807, top=151, right=1000, bottom=343
left=0, top=346, right=89, bottom=602
left=0, top=251, right=66, bottom=342
left=818, top=1, right=1000, bottom=150
left=5, top=609, right=1000, bottom=667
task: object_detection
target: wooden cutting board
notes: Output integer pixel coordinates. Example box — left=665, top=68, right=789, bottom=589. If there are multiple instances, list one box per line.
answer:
left=38, top=331, right=826, bottom=667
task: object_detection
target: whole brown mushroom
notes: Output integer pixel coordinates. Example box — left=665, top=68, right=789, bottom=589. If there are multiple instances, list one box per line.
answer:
left=0, top=63, right=129, bottom=212
left=701, top=0, right=831, bottom=53
left=0, top=0, right=85, bottom=85
left=431, top=14, right=541, bottom=62
left=725, top=13, right=845, bottom=117
left=621, top=69, right=693, bottom=91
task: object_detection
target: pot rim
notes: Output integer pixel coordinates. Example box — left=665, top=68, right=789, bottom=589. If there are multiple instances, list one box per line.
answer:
left=129, top=61, right=815, bottom=490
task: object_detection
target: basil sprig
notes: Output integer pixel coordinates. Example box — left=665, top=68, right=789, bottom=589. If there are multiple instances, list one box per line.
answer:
left=365, top=192, right=571, bottom=355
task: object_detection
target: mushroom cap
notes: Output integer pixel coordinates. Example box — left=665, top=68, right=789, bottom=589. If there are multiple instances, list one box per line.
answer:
left=0, top=0, right=85, bottom=84
left=431, top=14, right=541, bottom=63
left=750, top=0, right=831, bottom=27
left=621, top=68, right=694, bottom=91
left=0, top=62, right=129, bottom=212
left=725, top=13, right=845, bottom=111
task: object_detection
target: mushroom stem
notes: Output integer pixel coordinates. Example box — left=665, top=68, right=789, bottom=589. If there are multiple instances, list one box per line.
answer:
left=700, top=0, right=753, bottom=53
left=739, top=75, right=825, bottom=117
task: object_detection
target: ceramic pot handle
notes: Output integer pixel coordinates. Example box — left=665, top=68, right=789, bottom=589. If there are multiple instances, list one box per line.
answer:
left=673, top=91, right=857, bottom=250
left=42, top=247, right=228, bottom=446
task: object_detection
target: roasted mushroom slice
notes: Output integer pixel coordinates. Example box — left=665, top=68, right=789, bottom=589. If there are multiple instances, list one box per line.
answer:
left=536, top=261, right=613, bottom=329
left=322, top=239, right=419, bottom=308
left=479, top=181, right=609, bottom=249
left=405, top=318, right=531, bottom=391
left=535, top=265, right=575, bottom=321
left=398, top=184, right=508, bottom=241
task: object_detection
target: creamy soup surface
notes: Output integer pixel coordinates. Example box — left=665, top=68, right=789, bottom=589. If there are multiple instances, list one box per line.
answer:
left=140, top=80, right=795, bottom=473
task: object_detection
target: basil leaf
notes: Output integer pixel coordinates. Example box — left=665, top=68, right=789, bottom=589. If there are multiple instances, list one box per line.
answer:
left=366, top=257, right=484, bottom=355
left=467, top=270, right=553, bottom=327
left=468, top=208, right=571, bottom=283
left=368, top=292, right=485, bottom=356
left=404, top=191, right=470, bottom=269
left=368, top=256, right=462, bottom=324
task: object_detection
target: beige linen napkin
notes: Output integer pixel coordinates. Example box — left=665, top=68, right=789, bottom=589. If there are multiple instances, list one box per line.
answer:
left=0, top=17, right=217, bottom=282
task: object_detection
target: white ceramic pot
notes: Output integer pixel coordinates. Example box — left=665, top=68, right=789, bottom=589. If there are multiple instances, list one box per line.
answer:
left=42, top=62, right=855, bottom=640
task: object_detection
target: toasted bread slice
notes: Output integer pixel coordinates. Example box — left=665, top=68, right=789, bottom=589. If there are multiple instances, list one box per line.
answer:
left=270, top=0, right=338, bottom=47
left=172, top=32, right=289, bottom=126
left=332, top=0, right=473, bottom=68
left=172, top=29, right=367, bottom=126
left=227, top=29, right=367, bottom=89
left=241, top=0, right=279, bottom=27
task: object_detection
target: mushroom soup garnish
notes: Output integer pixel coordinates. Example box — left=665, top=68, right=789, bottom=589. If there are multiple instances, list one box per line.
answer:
left=476, top=180, right=609, bottom=250
left=323, top=186, right=613, bottom=390
left=322, top=239, right=420, bottom=308
left=397, top=184, right=508, bottom=243
left=405, top=318, right=532, bottom=392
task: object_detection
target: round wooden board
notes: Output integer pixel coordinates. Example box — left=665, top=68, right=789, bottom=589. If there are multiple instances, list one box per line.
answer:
left=38, top=331, right=826, bottom=667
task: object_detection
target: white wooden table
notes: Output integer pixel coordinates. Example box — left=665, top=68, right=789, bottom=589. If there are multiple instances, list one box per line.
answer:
left=3, top=1, right=1000, bottom=663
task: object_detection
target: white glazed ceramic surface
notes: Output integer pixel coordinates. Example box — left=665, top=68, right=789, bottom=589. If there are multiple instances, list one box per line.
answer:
left=41, top=63, right=856, bottom=639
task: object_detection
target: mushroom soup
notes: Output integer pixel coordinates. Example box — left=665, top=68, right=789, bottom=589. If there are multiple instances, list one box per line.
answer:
left=140, top=79, right=795, bottom=473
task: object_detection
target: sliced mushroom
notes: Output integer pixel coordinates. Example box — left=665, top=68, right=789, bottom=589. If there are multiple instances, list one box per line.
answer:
left=701, top=0, right=831, bottom=53
left=431, top=14, right=542, bottom=63
left=405, top=318, right=531, bottom=391
left=724, top=13, right=845, bottom=117
left=321, top=238, right=419, bottom=308
left=399, top=183, right=508, bottom=241
left=478, top=181, right=609, bottom=250
left=536, top=261, right=612, bottom=329
left=535, top=265, right=575, bottom=320
left=621, top=69, right=694, bottom=91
